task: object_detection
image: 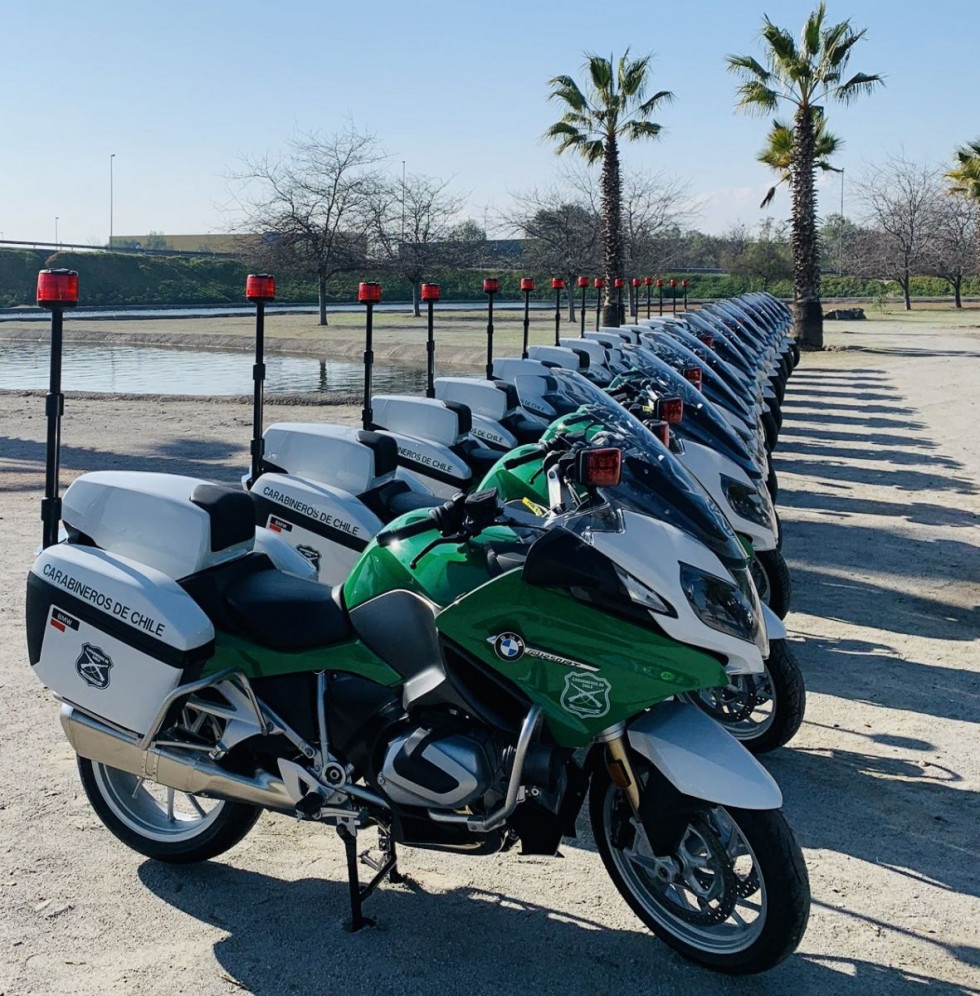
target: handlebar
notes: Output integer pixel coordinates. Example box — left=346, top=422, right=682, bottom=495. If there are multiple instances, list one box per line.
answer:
left=501, top=444, right=547, bottom=470
left=376, top=512, right=439, bottom=547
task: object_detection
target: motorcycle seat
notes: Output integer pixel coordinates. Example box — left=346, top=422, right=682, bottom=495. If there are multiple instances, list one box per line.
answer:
left=181, top=554, right=351, bottom=652
left=358, top=479, right=441, bottom=523
left=454, top=438, right=505, bottom=479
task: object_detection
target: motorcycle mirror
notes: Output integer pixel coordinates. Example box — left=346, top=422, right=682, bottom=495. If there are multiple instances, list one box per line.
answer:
left=574, top=448, right=622, bottom=489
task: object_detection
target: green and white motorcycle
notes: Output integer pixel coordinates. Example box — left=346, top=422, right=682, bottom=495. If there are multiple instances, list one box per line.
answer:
left=27, top=269, right=809, bottom=975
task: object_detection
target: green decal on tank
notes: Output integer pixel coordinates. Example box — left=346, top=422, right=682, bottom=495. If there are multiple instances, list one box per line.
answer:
left=436, top=569, right=727, bottom=748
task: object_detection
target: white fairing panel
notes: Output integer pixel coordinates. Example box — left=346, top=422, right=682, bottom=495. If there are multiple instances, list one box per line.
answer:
left=62, top=472, right=253, bottom=579
left=761, top=604, right=787, bottom=641
left=677, top=441, right=776, bottom=551
left=372, top=396, right=463, bottom=447
left=627, top=702, right=782, bottom=810
left=590, top=511, right=765, bottom=675
left=251, top=472, right=382, bottom=585
left=264, top=423, right=386, bottom=495
left=31, top=545, right=214, bottom=735
left=435, top=378, right=509, bottom=421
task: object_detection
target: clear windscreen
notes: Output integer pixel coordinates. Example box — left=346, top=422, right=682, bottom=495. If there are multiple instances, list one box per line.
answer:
left=518, top=369, right=746, bottom=566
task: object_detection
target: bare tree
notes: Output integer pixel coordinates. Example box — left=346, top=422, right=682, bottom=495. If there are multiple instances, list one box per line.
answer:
left=925, top=194, right=979, bottom=308
left=503, top=183, right=599, bottom=320
left=858, top=156, right=941, bottom=310
left=369, top=172, right=466, bottom=316
left=724, top=219, right=792, bottom=289
left=234, top=127, right=384, bottom=325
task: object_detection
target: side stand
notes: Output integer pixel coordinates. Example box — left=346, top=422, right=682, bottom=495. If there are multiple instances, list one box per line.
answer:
left=337, top=823, right=404, bottom=932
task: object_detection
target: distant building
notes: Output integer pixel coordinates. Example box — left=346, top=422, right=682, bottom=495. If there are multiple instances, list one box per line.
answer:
left=108, top=233, right=258, bottom=254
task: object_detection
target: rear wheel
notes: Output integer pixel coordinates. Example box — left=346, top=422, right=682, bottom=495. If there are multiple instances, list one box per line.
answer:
left=590, top=760, right=810, bottom=973
left=752, top=548, right=792, bottom=619
left=78, top=757, right=261, bottom=863
left=683, top=639, right=805, bottom=754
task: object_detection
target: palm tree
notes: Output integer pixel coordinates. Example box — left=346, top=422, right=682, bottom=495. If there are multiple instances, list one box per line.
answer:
left=545, top=51, right=673, bottom=326
left=759, top=115, right=841, bottom=209
left=948, top=139, right=980, bottom=202
left=727, top=4, right=882, bottom=349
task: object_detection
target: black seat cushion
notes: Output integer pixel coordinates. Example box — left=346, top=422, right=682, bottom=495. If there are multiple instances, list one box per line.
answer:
left=180, top=553, right=351, bottom=652
left=454, top=439, right=504, bottom=479
left=358, top=479, right=441, bottom=523
left=224, top=570, right=351, bottom=651
left=504, top=415, right=546, bottom=444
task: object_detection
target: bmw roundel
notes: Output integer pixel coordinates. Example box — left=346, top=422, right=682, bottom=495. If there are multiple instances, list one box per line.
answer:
left=488, top=632, right=526, bottom=662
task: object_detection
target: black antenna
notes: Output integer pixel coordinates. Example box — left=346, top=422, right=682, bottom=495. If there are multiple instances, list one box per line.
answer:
left=483, top=277, right=498, bottom=380
left=552, top=277, right=564, bottom=346
left=37, top=268, right=78, bottom=549
left=359, top=282, right=381, bottom=428
left=594, top=278, right=604, bottom=332
left=421, top=282, right=440, bottom=397
left=246, top=274, right=275, bottom=485
left=578, top=276, right=588, bottom=337
left=520, top=277, right=533, bottom=359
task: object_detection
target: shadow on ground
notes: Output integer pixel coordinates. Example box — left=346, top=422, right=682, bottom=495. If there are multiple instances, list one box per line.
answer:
left=138, top=860, right=978, bottom=996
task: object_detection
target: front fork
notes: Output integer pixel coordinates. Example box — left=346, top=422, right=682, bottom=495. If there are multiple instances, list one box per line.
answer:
left=597, top=722, right=642, bottom=815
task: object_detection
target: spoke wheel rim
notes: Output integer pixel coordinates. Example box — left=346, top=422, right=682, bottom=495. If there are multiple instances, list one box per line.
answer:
left=690, top=667, right=777, bottom=741
left=604, top=793, right=768, bottom=954
left=92, top=762, right=225, bottom=843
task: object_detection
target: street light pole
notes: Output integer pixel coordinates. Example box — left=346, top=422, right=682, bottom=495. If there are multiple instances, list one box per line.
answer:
left=401, top=160, right=406, bottom=245
left=54, top=217, right=59, bottom=247
left=839, top=167, right=845, bottom=278
left=109, top=153, right=116, bottom=247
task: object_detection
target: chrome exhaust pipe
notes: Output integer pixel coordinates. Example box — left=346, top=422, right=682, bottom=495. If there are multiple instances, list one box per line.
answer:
left=60, top=704, right=295, bottom=812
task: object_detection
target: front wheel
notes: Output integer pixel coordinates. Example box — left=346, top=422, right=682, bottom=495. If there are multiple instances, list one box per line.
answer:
left=683, top=639, right=805, bottom=753
left=78, top=757, right=262, bottom=863
left=751, top=547, right=792, bottom=618
left=590, top=761, right=810, bottom=974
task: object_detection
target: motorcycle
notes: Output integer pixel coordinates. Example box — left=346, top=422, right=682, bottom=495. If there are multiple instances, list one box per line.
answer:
left=26, top=268, right=810, bottom=974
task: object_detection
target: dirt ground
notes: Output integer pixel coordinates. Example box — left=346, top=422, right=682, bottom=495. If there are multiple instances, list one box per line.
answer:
left=0, top=316, right=977, bottom=995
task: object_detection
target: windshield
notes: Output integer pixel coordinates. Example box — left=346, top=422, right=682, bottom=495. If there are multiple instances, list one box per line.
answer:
left=636, top=334, right=755, bottom=421
left=611, top=356, right=760, bottom=478
left=517, top=369, right=747, bottom=566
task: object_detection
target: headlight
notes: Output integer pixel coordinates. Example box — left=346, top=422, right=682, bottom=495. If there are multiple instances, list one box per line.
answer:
left=614, top=566, right=675, bottom=617
left=721, top=475, right=775, bottom=530
left=679, top=562, right=765, bottom=653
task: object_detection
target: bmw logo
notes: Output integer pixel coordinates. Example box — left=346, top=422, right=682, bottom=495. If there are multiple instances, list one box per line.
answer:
left=489, top=632, right=526, bottom=662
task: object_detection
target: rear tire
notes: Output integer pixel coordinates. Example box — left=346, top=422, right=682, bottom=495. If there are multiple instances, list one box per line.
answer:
left=78, top=757, right=262, bottom=864
left=590, top=760, right=810, bottom=973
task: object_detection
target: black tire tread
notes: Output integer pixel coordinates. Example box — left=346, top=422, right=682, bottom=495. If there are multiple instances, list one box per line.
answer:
left=748, top=638, right=806, bottom=753
left=757, top=547, right=792, bottom=619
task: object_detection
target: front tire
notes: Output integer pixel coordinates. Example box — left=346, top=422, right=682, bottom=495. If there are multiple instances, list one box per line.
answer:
left=752, top=548, right=792, bottom=619
left=682, top=638, right=805, bottom=754
left=78, top=757, right=262, bottom=863
left=590, top=761, right=810, bottom=974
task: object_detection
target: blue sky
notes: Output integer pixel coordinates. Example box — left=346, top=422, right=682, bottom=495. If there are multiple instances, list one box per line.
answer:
left=2, top=0, right=976, bottom=245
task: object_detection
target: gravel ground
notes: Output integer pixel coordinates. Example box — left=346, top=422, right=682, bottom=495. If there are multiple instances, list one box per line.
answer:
left=0, top=318, right=977, bottom=995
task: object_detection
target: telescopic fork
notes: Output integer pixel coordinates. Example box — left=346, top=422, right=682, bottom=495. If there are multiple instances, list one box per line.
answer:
left=37, top=268, right=78, bottom=549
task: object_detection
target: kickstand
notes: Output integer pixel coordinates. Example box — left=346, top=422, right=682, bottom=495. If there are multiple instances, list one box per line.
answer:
left=337, top=824, right=402, bottom=931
